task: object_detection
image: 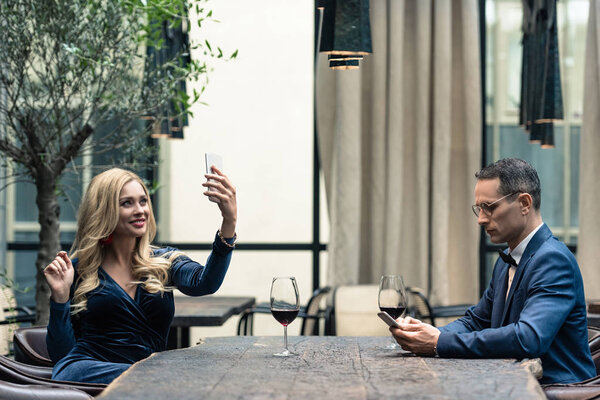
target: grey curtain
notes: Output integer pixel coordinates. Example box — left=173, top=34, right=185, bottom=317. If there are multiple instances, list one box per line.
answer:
left=578, top=0, right=600, bottom=300
left=316, top=0, right=482, bottom=306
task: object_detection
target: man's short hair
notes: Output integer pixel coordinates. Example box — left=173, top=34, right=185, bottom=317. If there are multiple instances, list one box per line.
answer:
left=475, top=158, right=541, bottom=210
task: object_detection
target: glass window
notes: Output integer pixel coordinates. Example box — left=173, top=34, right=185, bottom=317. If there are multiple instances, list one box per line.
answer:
left=484, top=0, right=587, bottom=280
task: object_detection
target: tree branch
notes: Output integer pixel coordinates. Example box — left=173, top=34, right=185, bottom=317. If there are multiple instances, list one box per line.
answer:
left=0, top=138, right=30, bottom=167
left=52, top=123, right=94, bottom=174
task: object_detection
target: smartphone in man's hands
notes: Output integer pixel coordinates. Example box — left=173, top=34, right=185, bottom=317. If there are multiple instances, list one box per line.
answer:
left=378, top=311, right=401, bottom=328
left=205, top=153, right=223, bottom=203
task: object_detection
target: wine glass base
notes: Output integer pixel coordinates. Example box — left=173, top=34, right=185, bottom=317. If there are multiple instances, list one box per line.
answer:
left=383, top=342, right=402, bottom=350
left=273, top=349, right=297, bottom=357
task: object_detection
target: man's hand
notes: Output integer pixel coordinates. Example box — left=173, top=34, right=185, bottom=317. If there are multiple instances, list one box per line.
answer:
left=390, top=316, right=441, bottom=356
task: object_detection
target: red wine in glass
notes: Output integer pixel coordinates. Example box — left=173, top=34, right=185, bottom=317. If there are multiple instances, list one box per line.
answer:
left=378, top=275, right=408, bottom=349
left=379, top=307, right=406, bottom=320
left=270, top=277, right=300, bottom=357
left=271, top=309, right=299, bottom=326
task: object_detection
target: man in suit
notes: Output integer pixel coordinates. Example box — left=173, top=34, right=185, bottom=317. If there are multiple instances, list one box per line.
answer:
left=391, top=158, right=596, bottom=384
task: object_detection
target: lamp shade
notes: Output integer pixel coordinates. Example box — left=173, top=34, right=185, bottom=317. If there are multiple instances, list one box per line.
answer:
left=519, top=0, right=562, bottom=149
left=319, top=0, right=372, bottom=69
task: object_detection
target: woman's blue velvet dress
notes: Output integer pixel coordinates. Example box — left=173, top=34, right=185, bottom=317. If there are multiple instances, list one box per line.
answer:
left=46, top=232, right=234, bottom=384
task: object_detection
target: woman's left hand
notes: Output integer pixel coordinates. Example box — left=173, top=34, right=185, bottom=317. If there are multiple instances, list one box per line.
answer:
left=203, top=166, right=237, bottom=237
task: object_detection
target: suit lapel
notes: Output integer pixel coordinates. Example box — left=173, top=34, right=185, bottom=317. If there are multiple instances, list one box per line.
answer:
left=491, top=262, right=510, bottom=328
left=500, top=224, right=553, bottom=324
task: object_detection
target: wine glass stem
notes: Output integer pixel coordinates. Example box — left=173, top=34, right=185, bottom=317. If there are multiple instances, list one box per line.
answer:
left=284, top=325, right=288, bottom=351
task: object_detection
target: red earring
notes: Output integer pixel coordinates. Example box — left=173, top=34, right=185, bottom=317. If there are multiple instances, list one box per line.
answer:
left=100, top=234, right=113, bottom=245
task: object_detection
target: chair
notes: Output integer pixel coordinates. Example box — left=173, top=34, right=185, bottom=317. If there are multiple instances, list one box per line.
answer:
left=328, top=285, right=389, bottom=336
left=543, top=377, right=600, bottom=400
left=0, top=309, right=37, bottom=359
left=541, top=326, right=600, bottom=399
left=589, top=326, right=600, bottom=375
left=0, top=353, right=53, bottom=379
left=13, top=326, right=53, bottom=367
left=0, top=287, right=36, bottom=356
left=0, top=380, right=93, bottom=400
left=406, top=287, right=473, bottom=327
left=237, top=287, right=332, bottom=336
left=589, top=327, right=600, bottom=342
left=0, top=287, right=36, bottom=325
left=300, top=286, right=332, bottom=335
left=0, top=354, right=106, bottom=397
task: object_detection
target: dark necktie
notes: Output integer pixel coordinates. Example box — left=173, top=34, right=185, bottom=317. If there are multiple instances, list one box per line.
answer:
left=497, top=251, right=517, bottom=267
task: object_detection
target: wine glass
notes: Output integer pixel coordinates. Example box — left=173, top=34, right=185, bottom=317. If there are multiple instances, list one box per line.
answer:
left=378, top=275, right=408, bottom=350
left=270, top=277, right=300, bottom=357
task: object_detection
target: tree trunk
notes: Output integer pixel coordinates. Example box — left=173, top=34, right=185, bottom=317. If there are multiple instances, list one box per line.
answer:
left=34, top=170, right=60, bottom=325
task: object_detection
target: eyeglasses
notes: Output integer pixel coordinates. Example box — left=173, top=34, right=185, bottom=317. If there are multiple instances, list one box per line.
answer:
left=471, top=192, right=520, bottom=217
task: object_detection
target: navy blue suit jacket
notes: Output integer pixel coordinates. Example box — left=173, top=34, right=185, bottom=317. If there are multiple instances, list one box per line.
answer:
left=437, top=224, right=595, bottom=384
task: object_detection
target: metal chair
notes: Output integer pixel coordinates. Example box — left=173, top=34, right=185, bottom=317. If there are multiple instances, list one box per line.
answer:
left=237, top=286, right=332, bottom=336
left=0, top=287, right=36, bottom=356
left=406, top=287, right=473, bottom=327
left=327, top=285, right=389, bottom=336
left=0, top=287, right=36, bottom=325
left=13, top=326, right=53, bottom=367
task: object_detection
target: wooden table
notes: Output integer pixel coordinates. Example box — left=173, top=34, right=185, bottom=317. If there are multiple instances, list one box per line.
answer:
left=98, top=336, right=545, bottom=399
left=168, top=296, right=255, bottom=349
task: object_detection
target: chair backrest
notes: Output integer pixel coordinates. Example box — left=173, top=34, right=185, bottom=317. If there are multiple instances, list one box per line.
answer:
left=543, top=383, right=600, bottom=400
left=0, top=286, right=18, bottom=311
left=406, top=287, right=434, bottom=325
left=0, top=287, right=36, bottom=355
left=13, top=326, right=53, bottom=367
left=589, top=326, right=600, bottom=342
left=300, top=286, right=331, bottom=336
left=589, top=326, right=600, bottom=375
left=0, top=307, right=7, bottom=356
left=0, top=354, right=52, bottom=380
left=0, top=287, right=18, bottom=355
left=0, top=354, right=106, bottom=396
left=0, top=379, right=93, bottom=400
left=332, top=285, right=389, bottom=336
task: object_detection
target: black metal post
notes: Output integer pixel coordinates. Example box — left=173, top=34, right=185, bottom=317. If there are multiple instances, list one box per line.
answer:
left=478, top=0, right=488, bottom=297
left=312, top=3, right=323, bottom=292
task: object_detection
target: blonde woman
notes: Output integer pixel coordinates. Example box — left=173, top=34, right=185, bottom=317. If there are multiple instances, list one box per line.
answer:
left=43, top=167, right=237, bottom=384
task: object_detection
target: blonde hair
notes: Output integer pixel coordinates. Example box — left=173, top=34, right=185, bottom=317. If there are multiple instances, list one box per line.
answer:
left=70, top=168, right=182, bottom=314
